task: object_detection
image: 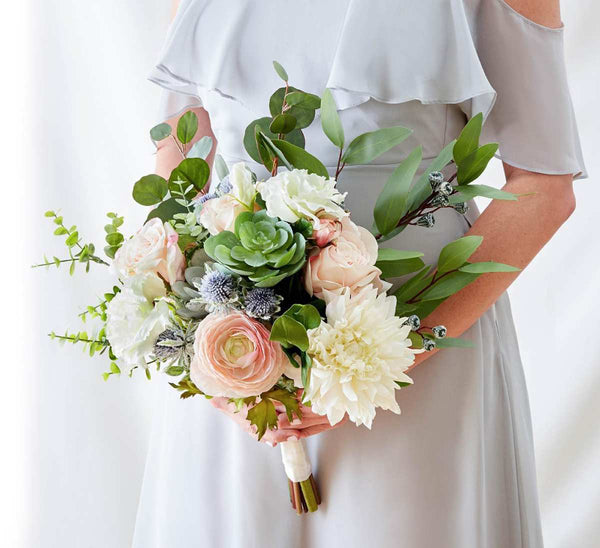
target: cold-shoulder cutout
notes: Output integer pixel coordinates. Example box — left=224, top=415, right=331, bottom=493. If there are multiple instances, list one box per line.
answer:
left=499, top=0, right=563, bottom=30
left=149, top=0, right=586, bottom=179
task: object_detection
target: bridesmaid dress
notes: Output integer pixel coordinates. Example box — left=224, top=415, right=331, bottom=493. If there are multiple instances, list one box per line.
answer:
left=134, top=1, right=586, bottom=546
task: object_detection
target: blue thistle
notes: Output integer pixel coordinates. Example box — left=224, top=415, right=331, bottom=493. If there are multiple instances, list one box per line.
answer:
left=217, top=175, right=232, bottom=195
left=244, top=288, right=283, bottom=320
left=197, top=192, right=216, bottom=204
left=198, top=269, right=238, bottom=311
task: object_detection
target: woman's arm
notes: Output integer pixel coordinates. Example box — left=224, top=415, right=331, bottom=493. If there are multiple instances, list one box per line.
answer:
left=411, top=168, right=575, bottom=368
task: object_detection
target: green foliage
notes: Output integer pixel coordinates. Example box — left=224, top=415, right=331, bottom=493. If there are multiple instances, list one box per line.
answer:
left=187, top=136, right=213, bottom=159
left=243, top=117, right=305, bottom=166
left=246, top=387, right=302, bottom=440
left=34, top=211, right=109, bottom=274
left=104, top=212, right=125, bottom=259
left=456, top=143, right=499, bottom=185
left=169, top=377, right=206, bottom=399
left=204, top=210, right=307, bottom=287
left=79, top=285, right=121, bottom=323
left=448, top=184, right=518, bottom=203
left=373, top=146, right=422, bottom=234
left=285, top=91, right=321, bottom=109
left=150, top=122, right=172, bottom=142
left=146, top=197, right=187, bottom=223
left=272, top=60, right=289, bottom=81
left=132, top=175, right=168, bottom=206
left=49, top=328, right=110, bottom=357
left=453, top=113, right=482, bottom=165
left=269, top=137, right=329, bottom=177
left=430, top=336, right=475, bottom=349
left=437, top=236, right=483, bottom=275
left=168, top=158, right=210, bottom=194
left=271, top=315, right=309, bottom=351
left=320, top=89, right=345, bottom=148
left=459, top=262, right=520, bottom=274
left=270, top=113, right=297, bottom=134
left=177, top=111, right=198, bottom=144
left=269, top=86, right=316, bottom=129
left=214, top=154, right=230, bottom=181
left=341, top=126, right=412, bottom=165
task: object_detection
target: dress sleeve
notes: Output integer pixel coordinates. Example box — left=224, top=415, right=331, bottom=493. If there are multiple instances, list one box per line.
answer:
left=466, top=0, right=586, bottom=178
left=148, top=0, right=204, bottom=123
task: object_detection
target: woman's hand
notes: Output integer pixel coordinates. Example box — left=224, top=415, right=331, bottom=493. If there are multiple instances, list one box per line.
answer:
left=210, top=394, right=348, bottom=446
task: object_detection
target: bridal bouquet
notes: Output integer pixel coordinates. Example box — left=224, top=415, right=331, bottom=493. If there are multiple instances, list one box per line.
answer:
left=36, top=61, right=520, bottom=514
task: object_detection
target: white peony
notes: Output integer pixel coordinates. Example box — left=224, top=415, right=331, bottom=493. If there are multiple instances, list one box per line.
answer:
left=304, top=286, right=420, bottom=428
left=257, top=169, right=346, bottom=225
left=105, top=273, right=171, bottom=368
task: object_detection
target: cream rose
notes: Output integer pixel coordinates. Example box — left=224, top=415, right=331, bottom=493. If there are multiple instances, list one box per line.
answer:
left=113, top=218, right=185, bottom=285
left=199, top=194, right=249, bottom=235
left=304, top=217, right=391, bottom=298
left=312, top=218, right=341, bottom=247
left=190, top=312, right=287, bottom=398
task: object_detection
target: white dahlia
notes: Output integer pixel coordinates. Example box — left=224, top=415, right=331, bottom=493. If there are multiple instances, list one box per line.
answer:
left=305, top=286, right=419, bottom=428
left=257, top=169, right=346, bottom=225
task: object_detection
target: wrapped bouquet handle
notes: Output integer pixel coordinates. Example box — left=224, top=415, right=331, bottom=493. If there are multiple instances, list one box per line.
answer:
left=280, top=439, right=320, bottom=513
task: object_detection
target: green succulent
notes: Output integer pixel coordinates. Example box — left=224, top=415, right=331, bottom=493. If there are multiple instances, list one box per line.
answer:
left=204, top=210, right=306, bottom=287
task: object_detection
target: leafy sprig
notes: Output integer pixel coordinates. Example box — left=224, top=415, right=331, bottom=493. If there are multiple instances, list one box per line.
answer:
left=104, top=212, right=125, bottom=259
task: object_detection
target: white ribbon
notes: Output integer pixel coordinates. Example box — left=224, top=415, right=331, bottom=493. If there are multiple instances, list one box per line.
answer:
left=280, top=438, right=312, bottom=482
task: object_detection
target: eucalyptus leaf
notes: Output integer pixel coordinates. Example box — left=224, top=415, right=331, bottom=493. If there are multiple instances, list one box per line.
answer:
left=214, top=154, right=229, bottom=181
left=321, top=89, right=345, bottom=148
left=456, top=143, right=498, bottom=185
left=150, top=122, right=171, bottom=142
left=132, top=174, right=168, bottom=206
left=270, top=113, right=297, bottom=134
left=342, top=126, right=412, bottom=165
left=272, top=60, right=289, bottom=81
left=169, top=158, right=210, bottom=193
left=243, top=117, right=305, bottom=163
left=377, top=249, right=424, bottom=261
left=283, top=304, right=321, bottom=330
left=269, top=87, right=315, bottom=129
left=459, top=261, right=520, bottom=274
left=374, top=146, right=422, bottom=234
left=271, top=138, right=329, bottom=177
left=453, top=113, right=482, bottom=165
left=286, top=91, right=321, bottom=109
left=146, top=197, right=187, bottom=223
left=419, top=271, right=480, bottom=301
left=176, top=111, right=198, bottom=144
left=393, top=265, right=432, bottom=302
left=377, top=257, right=426, bottom=278
left=437, top=235, right=483, bottom=275
left=187, top=136, right=213, bottom=159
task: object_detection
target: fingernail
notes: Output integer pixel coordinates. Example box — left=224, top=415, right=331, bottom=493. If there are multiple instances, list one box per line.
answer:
left=288, top=436, right=298, bottom=442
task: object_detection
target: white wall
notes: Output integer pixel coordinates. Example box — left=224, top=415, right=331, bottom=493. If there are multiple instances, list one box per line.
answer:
left=6, top=1, right=599, bottom=546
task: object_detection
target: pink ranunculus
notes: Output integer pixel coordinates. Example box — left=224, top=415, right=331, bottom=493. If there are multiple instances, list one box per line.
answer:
left=312, top=218, right=342, bottom=247
left=190, top=312, right=287, bottom=398
left=199, top=194, right=248, bottom=235
left=113, top=218, right=185, bottom=285
left=304, top=217, right=390, bottom=298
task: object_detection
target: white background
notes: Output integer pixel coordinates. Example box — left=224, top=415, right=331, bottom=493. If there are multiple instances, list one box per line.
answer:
left=3, top=1, right=599, bottom=546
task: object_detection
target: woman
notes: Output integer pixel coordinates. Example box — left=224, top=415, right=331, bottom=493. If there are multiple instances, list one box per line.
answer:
left=134, top=1, right=586, bottom=546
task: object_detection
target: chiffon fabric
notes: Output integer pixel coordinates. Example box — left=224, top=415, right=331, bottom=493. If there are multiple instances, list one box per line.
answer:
left=134, top=1, right=586, bottom=546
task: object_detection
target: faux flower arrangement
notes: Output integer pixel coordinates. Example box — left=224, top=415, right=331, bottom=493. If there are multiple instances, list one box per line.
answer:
left=35, top=61, right=521, bottom=514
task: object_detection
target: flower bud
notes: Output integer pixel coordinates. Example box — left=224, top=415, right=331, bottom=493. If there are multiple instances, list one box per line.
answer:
left=438, top=181, right=453, bottom=196
left=405, top=315, right=421, bottom=331
left=428, top=171, right=444, bottom=189
left=430, top=195, right=449, bottom=207
left=416, top=213, right=435, bottom=228
left=423, top=338, right=437, bottom=351
left=432, top=325, right=447, bottom=339
left=453, top=202, right=469, bottom=215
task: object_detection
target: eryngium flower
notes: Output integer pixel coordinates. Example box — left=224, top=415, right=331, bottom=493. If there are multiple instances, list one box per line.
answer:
left=304, top=286, right=420, bottom=428
left=243, top=287, right=283, bottom=320
left=198, top=269, right=238, bottom=311
left=204, top=210, right=306, bottom=287
left=154, top=328, right=186, bottom=359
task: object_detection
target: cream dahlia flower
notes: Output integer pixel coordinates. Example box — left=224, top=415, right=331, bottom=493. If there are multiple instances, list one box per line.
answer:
left=305, top=286, right=419, bottom=428
left=257, top=169, right=346, bottom=225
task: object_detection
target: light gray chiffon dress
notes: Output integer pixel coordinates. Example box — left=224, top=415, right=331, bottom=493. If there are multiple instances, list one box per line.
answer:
left=135, top=1, right=586, bottom=546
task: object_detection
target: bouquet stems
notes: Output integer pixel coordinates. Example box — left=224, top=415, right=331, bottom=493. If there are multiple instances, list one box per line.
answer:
left=280, top=438, right=321, bottom=514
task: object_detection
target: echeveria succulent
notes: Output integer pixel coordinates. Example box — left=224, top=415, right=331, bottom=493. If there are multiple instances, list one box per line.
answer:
left=203, top=210, right=306, bottom=287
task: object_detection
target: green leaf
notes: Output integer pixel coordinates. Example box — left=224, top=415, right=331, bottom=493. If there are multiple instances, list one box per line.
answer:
left=164, top=365, right=185, bottom=376
left=110, top=362, right=121, bottom=374
left=243, top=117, right=305, bottom=164
left=271, top=138, right=329, bottom=177
left=246, top=398, right=278, bottom=440
left=459, top=261, right=520, bottom=274
left=407, top=139, right=456, bottom=211
left=272, top=60, right=288, bottom=81
left=264, top=388, right=301, bottom=422
left=105, top=232, right=124, bottom=246
left=176, top=111, right=198, bottom=144
left=146, top=197, right=187, bottom=223
left=204, top=231, right=241, bottom=261
left=393, top=266, right=432, bottom=302
left=374, top=146, right=422, bottom=234
left=320, top=89, right=345, bottom=148
left=285, top=91, right=321, bottom=109
left=270, top=315, right=309, bottom=352
left=342, top=126, right=412, bottom=165
left=437, top=235, right=483, bottom=275
left=377, top=257, right=426, bottom=278
left=269, top=113, right=297, bottom=134
left=269, top=87, right=315, bottom=129
left=169, top=157, right=210, bottom=193
left=448, top=184, right=518, bottom=203
left=65, top=232, right=79, bottom=247
left=419, top=271, right=480, bottom=301
left=395, top=302, right=418, bottom=317
left=132, top=174, right=168, bottom=206
left=187, top=136, right=213, bottom=159
left=410, top=298, right=446, bottom=318
left=283, top=304, right=321, bottom=330
left=432, top=337, right=475, bottom=348
left=395, top=381, right=413, bottom=388
left=456, top=143, right=498, bottom=185
left=377, top=249, right=424, bottom=261
left=214, top=154, right=229, bottom=181
left=53, top=226, right=67, bottom=236
left=150, top=122, right=172, bottom=142
left=453, top=113, right=483, bottom=165
left=301, top=352, right=312, bottom=391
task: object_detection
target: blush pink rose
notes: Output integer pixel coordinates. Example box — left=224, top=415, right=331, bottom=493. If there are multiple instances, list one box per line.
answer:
left=199, top=194, right=248, bottom=235
left=113, top=218, right=185, bottom=285
left=190, top=312, right=287, bottom=398
left=312, top=218, right=342, bottom=247
left=304, top=217, right=390, bottom=298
